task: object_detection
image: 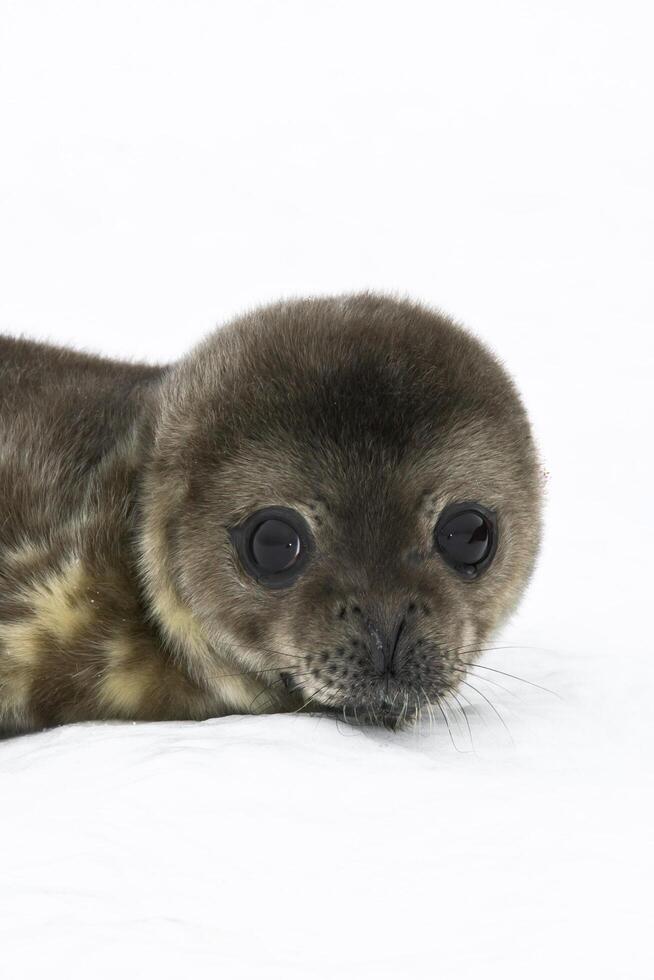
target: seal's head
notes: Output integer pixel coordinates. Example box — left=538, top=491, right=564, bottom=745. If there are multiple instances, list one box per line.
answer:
left=140, top=294, right=542, bottom=726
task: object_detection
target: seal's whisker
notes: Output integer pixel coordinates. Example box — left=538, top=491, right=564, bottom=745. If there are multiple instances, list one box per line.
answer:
left=282, top=675, right=316, bottom=696
left=453, top=643, right=568, bottom=658
left=334, top=711, right=357, bottom=737
left=443, top=691, right=467, bottom=740
left=455, top=688, right=489, bottom=729
left=459, top=662, right=563, bottom=700
left=453, top=666, right=520, bottom=700
left=292, top=683, right=332, bottom=714
left=246, top=677, right=287, bottom=714
left=401, top=692, right=410, bottom=728
left=448, top=689, right=475, bottom=752
left=458, top=679, right=514, bottom=744
left=202, top=662, right=306, bottom=680
left=440, top=691, right=459, bottom=732
left=420, top=685, right=435, bottom=736
left=247, top=648, right=310, bottom=664
left=434, top=694, right=466, bottom=753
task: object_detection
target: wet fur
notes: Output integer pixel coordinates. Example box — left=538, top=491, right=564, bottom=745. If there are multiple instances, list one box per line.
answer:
left=0, top=295, right=542, bottom=735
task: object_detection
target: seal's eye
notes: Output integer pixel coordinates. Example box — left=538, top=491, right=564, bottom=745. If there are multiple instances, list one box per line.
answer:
left=435, top=503, right=497, bottom=579
left=230, top=507, right=312, bottom=588
left=251, top=519, right=301, bottom=573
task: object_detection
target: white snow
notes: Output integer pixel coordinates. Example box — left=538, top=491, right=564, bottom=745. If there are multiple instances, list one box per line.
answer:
left=1, top=2, right=652, bottom=977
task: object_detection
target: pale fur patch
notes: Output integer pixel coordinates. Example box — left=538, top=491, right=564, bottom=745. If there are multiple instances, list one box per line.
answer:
left=459, top=620, right=477, bottom=656
left=138, top=507, right=245, bottom=697
left=137, top=461, right=287, bottom=714
left=99, top=635, right=151, bottom=715
left=137, top=481, right=213, bottom=678
left=18, top=557, right=93, bottom=641
left=0, top=620, right=42, bottom=727
left=0, top=557, right=94, bottom=727
left=2, top=540, right=47, bottom=568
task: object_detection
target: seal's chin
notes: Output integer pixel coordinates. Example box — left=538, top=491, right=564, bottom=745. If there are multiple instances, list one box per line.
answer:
left=316, top=698, right=418, bottom=731
left=281, top=673, right=424, bottom=730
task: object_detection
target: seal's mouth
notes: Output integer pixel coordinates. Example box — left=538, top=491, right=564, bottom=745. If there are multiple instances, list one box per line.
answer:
left=280, top=672, right=418, bottom=730
left=316, top=699, right=412, bottom=731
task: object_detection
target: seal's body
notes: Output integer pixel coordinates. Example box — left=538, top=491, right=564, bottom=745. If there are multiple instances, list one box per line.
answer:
left=0, top=296, right=541, bottom=735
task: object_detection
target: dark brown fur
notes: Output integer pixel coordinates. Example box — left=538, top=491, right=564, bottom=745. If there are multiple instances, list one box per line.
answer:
left=0, top=295, right=542, bottom=735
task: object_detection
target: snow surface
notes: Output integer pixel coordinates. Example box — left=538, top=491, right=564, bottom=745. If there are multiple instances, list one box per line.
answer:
left=1, top=2, right=653, bottom=977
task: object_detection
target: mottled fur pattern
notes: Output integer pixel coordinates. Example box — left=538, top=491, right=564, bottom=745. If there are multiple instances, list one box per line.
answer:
left=0, top=295, right=542, bottom=735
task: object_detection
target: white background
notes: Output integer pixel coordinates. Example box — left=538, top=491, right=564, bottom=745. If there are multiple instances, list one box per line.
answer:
left=1, top=2, right=652, bottom=977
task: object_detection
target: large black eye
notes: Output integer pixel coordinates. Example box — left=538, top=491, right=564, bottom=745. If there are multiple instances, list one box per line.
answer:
left=230, top=507, right=313, bottom=588
left=251, top=519, right=300, bottom=572
left=435, top=502, right=497, bottom=579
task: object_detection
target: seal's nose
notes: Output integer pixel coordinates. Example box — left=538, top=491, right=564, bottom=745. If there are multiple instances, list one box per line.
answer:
left=366, top=612, right=407, bottom=676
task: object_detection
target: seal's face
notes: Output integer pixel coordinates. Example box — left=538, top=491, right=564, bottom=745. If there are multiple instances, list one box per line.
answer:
left=142, top=295, right=541, bottom=727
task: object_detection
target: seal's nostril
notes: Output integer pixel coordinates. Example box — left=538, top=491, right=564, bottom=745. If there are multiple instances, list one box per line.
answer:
left=365, top=614, right=407, bottom=676
left=366, top=621, right=386, bottom=674
left=280, top=671, right=294, bottom=692
left=390, top=617, right=406, bottom=666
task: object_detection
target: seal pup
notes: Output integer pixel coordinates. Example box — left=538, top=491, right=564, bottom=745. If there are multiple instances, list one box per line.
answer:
left=0, top=294, right=541, bottom=735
